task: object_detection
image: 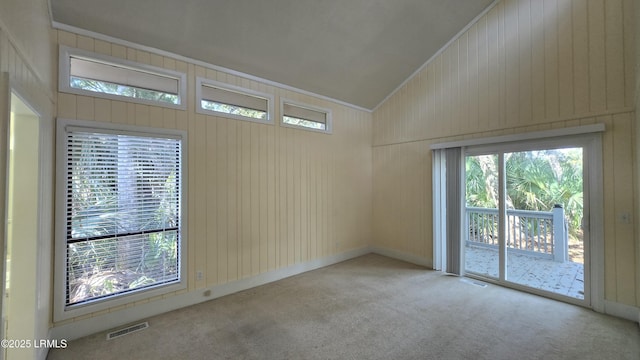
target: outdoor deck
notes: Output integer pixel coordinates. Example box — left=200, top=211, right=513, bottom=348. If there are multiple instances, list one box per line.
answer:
left=464, top=245, right=584, bottom=299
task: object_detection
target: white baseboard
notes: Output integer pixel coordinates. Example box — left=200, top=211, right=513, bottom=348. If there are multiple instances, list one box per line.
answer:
left=603, top=300, right=640, bottom=324
left=50, top=247, right=371, bottom=341
left=370, top=246, right=433, bottom=268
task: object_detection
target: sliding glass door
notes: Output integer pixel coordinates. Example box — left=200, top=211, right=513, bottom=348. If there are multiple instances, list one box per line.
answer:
left=463, top=142, right=586, bottom=301
left=464, top=154, right=499, bottom=279
left=504, top=148, right=584, bottom=299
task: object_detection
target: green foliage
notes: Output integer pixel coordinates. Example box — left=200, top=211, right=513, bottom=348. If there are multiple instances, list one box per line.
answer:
left=466, top=148, right=583, bottom=238
left=465, top=154, right=498, bottom=208
left=283, top=116, right=326, bottom=130
left=71, top=77, right=179, bottom=105
left=201, top=100, right=267, bottom=119
left=129, top=275, right=155, bottom=289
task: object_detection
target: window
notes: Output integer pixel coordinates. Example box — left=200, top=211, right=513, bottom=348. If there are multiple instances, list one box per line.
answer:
left=281, top=99, right=332, bottom=133
left=59, top=45, right=187, bottom=110
left=55, top=119, right=186, bottom=320
left=196, top=77, right=273, bottom=123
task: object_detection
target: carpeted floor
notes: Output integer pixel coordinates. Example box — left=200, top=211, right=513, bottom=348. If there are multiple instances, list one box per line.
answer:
left=47, top=254, right=640, bottom=360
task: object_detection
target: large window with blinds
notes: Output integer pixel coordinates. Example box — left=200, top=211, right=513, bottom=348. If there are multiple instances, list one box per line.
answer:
left=196, top=77, right=274, bottom=124
left=281, top=99, right=332, bottom=133
left=55, top=119, right=187, bottom=320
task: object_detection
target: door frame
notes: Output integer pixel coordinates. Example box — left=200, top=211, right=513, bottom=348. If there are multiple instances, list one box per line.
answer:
left=0, top=73, right=52, bottom=359
left=0, top=73, right=9, bottom=353
left=463, top=137, right=594, bottom=306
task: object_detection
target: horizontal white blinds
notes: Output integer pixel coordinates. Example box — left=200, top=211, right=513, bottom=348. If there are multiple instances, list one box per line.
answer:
left=66, top=231, right=179, bottom=305
left=70, top=56, right=179, bottom=94
left=283, top=103, right=327, bottom=124
left=64, top=129, right=181, bottom=306
left=201, top=84, right=268, bottom=112
left=66, top=132, right=181, bottom=238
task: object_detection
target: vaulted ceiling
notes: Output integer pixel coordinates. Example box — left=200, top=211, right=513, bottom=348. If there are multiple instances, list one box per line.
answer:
left=50, top=0, right=495, bottom=110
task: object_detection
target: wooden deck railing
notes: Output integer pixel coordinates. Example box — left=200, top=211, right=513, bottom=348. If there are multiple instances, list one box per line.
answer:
left=466, top=205, right=568, bottom=262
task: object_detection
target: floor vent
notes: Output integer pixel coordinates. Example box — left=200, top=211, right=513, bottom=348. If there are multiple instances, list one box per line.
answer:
left=460, top=278, right=488, bottom=288
left=106, top=322, right=149, bottom=340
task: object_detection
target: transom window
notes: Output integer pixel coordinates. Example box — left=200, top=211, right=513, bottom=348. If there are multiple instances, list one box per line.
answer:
left=55, top=119, right=187, bottom=320
left=59, top=45, right=187, bottom=110
left=196, top=77, right=273, bottom=124
left=281, top=99, right=332, bottom=133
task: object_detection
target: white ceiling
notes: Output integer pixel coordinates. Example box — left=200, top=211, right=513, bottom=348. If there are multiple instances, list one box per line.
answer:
left=50, top=0, right=495, bottom=110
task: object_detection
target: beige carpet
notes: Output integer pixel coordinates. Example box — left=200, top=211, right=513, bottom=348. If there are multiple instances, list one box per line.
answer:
left=48, top=254, right=640, bottom=360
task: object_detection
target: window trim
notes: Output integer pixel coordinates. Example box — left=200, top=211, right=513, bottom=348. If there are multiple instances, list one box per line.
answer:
left=280, top=98, right=332, bottom=134
left=54, top=118, right=188, bottom=322
left=195, top=77, right=274, bottom=124
left=59, top=45, right=187, bottom=110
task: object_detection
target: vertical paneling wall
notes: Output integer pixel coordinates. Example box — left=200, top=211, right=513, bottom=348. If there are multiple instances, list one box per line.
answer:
left=0, top=0, right=56, bottom=355
left=0, top=0, right=56, bottom=94
left=372, top=0, right=638, bottom=306
left=54, top=30, right=372, bottom=325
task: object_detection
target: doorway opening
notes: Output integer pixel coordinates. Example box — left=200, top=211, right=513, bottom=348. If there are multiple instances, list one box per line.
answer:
left=2, top=91, right=41, bottom=359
